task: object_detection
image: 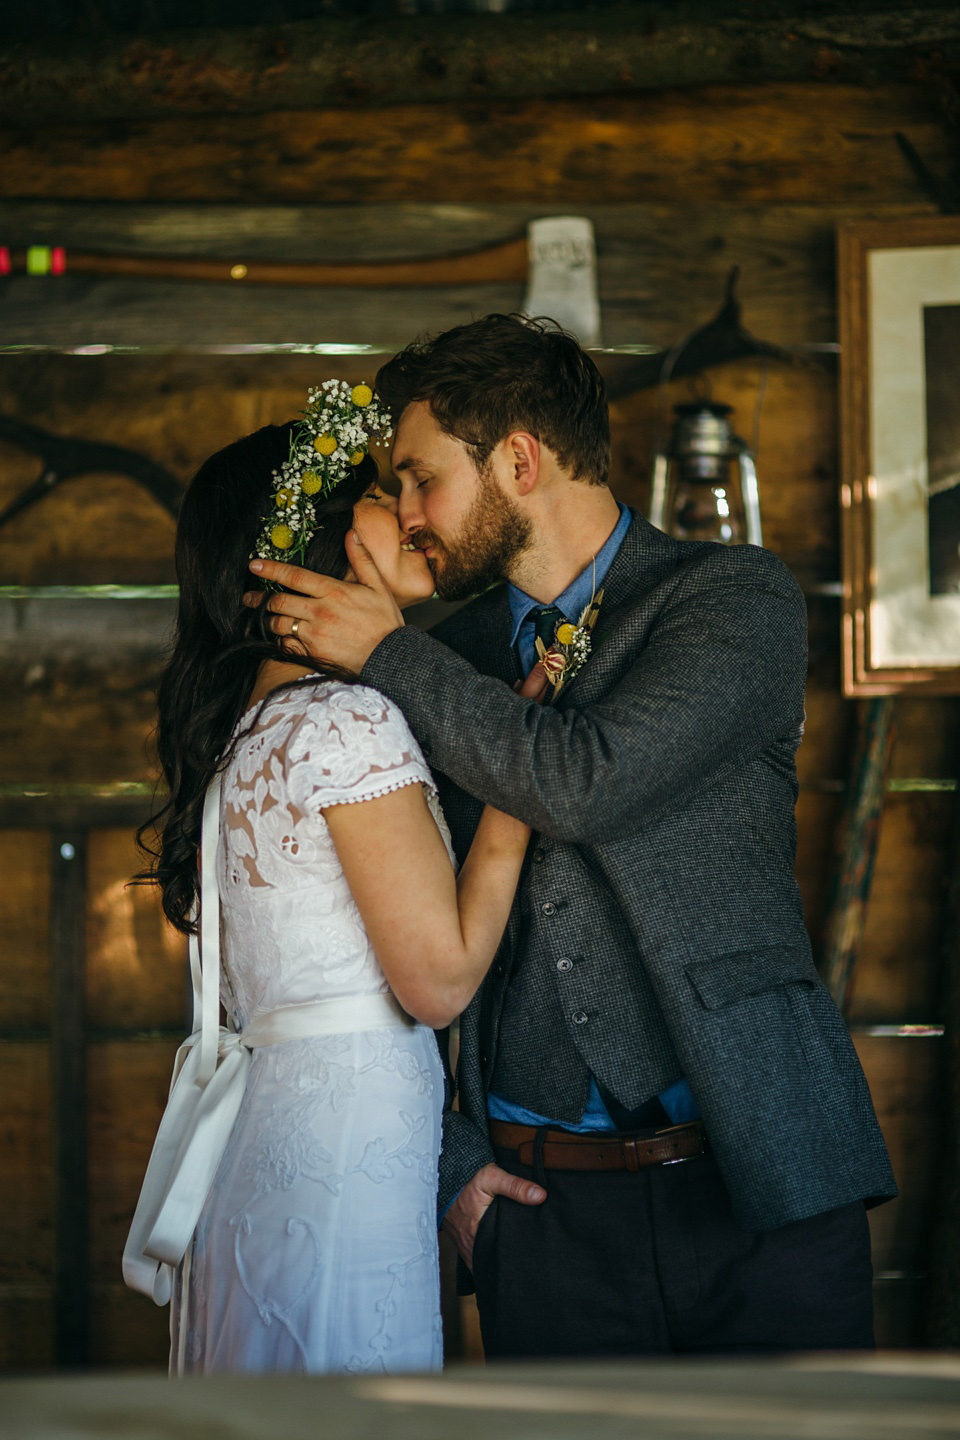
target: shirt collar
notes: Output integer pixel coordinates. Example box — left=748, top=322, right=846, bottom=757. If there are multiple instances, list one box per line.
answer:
left=507, top=504, right=632, bottom=648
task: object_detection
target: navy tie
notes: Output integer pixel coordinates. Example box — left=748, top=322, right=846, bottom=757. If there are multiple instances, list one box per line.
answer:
left=532, top=605, right=564, bottom=650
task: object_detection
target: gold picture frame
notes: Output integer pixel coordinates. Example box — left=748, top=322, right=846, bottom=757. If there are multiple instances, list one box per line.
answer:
left=839, top=216, right=960, bottom=696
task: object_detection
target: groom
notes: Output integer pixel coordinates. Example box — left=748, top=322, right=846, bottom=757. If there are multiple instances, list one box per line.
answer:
left=248, top=313, right=896, bottom=1356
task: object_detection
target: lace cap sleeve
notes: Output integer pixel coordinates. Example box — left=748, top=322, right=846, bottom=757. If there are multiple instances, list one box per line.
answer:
left=284, top=683, right=432, bottom=813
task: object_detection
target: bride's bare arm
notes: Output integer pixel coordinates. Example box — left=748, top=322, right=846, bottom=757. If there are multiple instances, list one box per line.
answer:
left=324, top=785, right=529, bottom=1029
left=324, top=665, right=546, bottom=1028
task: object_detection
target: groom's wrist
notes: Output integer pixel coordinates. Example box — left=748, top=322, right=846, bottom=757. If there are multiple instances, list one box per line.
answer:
left=438, top=1185, right=464, bottom=1230
left=361, top=625, right=430, bottom=700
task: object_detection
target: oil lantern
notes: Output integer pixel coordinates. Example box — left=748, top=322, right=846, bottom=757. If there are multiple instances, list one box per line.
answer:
left=648, top=402, right=762, bottom=546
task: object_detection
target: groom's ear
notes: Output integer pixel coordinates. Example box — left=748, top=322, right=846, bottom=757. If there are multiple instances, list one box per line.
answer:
left=506, top=431, right=540, bottom=496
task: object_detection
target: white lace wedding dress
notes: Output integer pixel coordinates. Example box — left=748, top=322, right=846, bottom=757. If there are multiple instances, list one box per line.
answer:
left=176, top=681, right=448, bottom=1374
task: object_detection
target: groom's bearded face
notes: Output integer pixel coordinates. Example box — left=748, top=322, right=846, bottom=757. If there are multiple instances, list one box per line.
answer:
left=416, top=460, right=533, bottom=603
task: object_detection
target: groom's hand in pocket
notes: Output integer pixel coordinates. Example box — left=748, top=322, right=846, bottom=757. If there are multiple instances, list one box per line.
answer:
left=442, top=1163, right=546, bottom=1272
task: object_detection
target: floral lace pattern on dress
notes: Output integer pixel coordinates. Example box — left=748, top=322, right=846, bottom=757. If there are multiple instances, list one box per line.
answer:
left=179, top=681, right=447, bottom=1375
left=216, top=681, right=453, bottom=1030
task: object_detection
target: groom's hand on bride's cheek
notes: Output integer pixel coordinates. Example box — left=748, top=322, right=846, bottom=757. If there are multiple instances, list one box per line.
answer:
left=245, top=537, right=403, bottom=671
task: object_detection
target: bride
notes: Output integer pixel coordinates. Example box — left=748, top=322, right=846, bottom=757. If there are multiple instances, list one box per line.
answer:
left=124, top=382, right=539, bottom=1375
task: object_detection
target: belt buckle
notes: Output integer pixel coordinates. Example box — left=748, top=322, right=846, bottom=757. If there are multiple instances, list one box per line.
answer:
left=655, top=1120, right=704, bottom=1166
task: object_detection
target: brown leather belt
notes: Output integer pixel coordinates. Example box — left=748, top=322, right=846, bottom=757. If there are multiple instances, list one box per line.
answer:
left=489, top=1118, right=709, bottom=1172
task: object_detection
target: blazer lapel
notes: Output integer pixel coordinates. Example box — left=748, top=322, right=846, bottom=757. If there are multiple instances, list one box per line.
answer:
left=556, top=509, right=677, bottom=707
left=593, top=508, right=677, bottom=616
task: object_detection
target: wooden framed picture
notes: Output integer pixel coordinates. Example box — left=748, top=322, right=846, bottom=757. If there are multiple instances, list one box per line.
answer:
left=838, top=216, right=960, bottom=696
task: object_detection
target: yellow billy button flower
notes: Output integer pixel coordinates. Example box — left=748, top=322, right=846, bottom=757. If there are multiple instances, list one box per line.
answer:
left=300, top=470, right=322, bottom=495
left=270, top=524, right=295, bottom=550
left=274, top=488, right=295, bottom=509
left=314, top=434, right=337, bottom=456
left=555, top=622, right=577, bottom=646
left=350, top=384, right=373, bottom=407
left=348, top=449, right=365, bottom=466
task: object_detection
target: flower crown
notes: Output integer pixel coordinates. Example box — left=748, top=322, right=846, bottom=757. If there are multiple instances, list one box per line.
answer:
left=252, top=379, right=393, bottom=567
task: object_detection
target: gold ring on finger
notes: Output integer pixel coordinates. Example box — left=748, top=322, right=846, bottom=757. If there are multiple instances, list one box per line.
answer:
left=291, top=617, right=300, bottom=639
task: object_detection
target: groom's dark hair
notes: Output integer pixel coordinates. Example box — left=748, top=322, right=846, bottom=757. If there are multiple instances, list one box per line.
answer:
left=375, top=313, right=610, bottom=486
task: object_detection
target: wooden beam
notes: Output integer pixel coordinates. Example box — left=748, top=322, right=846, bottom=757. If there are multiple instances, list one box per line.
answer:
left=49, top=829, right=89, bottom=1368
left=0, top=86, right=950, bottom=208
left=0, top=790, right=156, bottom=831
left=1, top=4, right=960, bottom=123
left=819, top=698, right=897, bottom=1015
left=923, top=742, right=960, bottom=1346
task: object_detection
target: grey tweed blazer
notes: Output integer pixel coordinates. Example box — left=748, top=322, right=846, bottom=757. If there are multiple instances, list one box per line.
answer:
left=362, top=511, right=897, bottom=1232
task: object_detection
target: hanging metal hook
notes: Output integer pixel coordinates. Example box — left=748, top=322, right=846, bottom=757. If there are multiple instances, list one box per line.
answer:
left=0, top=413, right=181, bottom=532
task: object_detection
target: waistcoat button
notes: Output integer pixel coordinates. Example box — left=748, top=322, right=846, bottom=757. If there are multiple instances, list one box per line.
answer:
left=556, top=958, right=573, bottom=972
left=533, top=848, right=546, bottom=863
left=572, top=1010, right=588, bottom=1025
left=541, top=901, right=556, bottom=916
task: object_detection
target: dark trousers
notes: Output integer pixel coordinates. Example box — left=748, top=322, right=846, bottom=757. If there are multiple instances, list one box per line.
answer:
left=472, top=1142, right=875, bottom=1358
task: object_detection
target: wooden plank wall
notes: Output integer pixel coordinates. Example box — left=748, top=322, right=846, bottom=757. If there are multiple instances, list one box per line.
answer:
left=0, top=70, right=957, bottom=1366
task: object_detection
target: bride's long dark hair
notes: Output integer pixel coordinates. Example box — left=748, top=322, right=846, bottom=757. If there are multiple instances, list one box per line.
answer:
left=140, top=421, right=377, bottom=935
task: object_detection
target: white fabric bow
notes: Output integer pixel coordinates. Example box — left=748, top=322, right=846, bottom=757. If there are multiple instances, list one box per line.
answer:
left=122, top=1023, right=249, bottom=1305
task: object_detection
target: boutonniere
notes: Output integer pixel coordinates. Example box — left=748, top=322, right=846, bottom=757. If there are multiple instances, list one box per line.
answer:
left=535, top=587, right=605, bottom=697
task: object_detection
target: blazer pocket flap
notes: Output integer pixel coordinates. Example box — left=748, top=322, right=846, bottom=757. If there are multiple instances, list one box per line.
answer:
left=685, top=946, right=818, bottom=1010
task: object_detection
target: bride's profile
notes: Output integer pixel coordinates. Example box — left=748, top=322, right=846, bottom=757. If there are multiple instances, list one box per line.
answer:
left=123, top=382, right=534, bottom=1375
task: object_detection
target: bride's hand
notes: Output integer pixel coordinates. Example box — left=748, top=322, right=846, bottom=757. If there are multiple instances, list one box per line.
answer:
left=514, top=661, right=550, bottom=704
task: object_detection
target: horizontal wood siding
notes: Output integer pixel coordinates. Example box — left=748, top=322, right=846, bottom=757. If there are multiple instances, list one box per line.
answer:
left=0, top=86, right=950, bottom=205
left=0, top=71, right=955, bottom=1364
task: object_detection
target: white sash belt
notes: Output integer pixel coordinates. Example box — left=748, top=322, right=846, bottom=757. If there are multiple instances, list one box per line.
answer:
left=122, top=773, right=415, bottom=1324
left=122, top=989, right=413, bottom=1308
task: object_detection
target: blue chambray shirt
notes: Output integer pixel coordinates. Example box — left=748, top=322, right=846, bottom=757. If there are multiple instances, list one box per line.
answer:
left=490, top=503, right=699, bottom=1133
